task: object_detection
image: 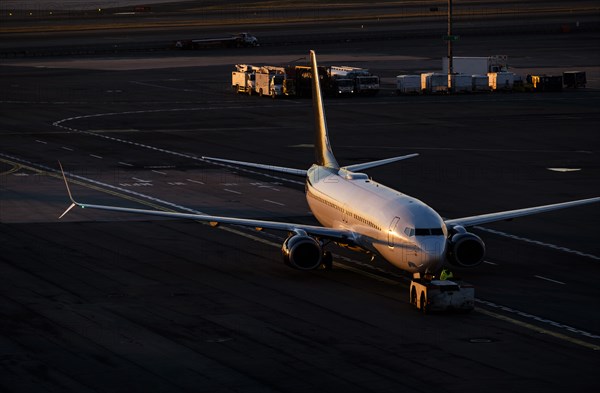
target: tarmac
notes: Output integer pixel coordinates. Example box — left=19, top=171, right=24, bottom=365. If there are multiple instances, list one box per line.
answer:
left=1, top=9, right=599, bottom=392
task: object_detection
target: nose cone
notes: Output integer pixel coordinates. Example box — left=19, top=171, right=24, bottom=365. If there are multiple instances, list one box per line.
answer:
left=417, top=237, right=447, bottom=271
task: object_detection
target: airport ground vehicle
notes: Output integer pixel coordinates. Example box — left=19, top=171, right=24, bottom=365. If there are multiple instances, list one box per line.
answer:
left=329, top=66, right=380, bottom=95
left=232, top=64, right=258, bottom=94
left=175, top=33, right=258, bottom=49
left=255, top=67, right=285, bottom=97
left=410, top=274, right=475, bottom=313
left=442, top=55, right=508, bottom=75
left=285, top=65, right=330, bottom=97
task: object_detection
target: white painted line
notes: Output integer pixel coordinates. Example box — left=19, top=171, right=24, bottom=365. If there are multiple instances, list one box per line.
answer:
left=534, top=275, right=566, bottom=285
left=61, top=146, right=74, bottom=151
left=547, top=168, right=581, bottom=172
left=35, top=140, right=47, bottom=144
left=483, top=260, right=498, bottom=265
left=187, top=179, right=205, bottom=185
left=132, top=177, right=152, bottom=183
left=264, top=199, right=285, bottom=206
left=89, top=154, right=103, bottom=159
left=119, top=161, right=134, bottom=167
left=224, top=189, right=241, bottom=195
left=152, top=170, right=166, bottom=175
left=474, top=225, right=600, bottom=261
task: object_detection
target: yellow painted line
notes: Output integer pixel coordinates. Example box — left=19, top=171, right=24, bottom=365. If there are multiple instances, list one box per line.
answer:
left=477, top=308, right=600, bottom=351
left=0, top=162, right=21, bottom=176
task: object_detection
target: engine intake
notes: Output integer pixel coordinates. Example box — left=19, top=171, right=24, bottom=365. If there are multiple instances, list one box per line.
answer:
left=446, top=228, right=486, bottom=268
left=282, top=234, right=323, bottom=270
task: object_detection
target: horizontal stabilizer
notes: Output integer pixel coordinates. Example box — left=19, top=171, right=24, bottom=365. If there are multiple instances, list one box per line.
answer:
left=202, top=156, right=307, bottom=177
left=342, top=153, right=419, bottom=172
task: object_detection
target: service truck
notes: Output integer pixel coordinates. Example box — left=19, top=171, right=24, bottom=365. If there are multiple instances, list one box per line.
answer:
left=442, top=55, right=508, bottom=75
left=255, top=67, right=285, bottom=98
left=285, top=65, right=329, bottom=97
left=232, top=64, right=258, bottom=95
left=410, top=273, right=475, bottom=313
left=329, top=66, right=379, bottom=95
left=175, top=32, right=259, bottom=49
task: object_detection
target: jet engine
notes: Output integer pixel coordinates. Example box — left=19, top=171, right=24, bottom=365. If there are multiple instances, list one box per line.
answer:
left=446, top=226, right=486, bottom=268
left=282, top=234, right=323, bottom=270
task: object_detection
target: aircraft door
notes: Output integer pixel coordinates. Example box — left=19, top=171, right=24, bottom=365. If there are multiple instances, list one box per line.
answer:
left=387, top=217, right=401, bottom=248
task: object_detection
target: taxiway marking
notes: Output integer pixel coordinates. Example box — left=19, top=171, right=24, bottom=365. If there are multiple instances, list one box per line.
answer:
left=118, top=161, right=133, bottom=167
left=476, top=308, right=599, bottom=351
left=187, top=179, right=204, bottom=185
left=90, top=154, right=103, bottom=159
left=264, top=199, right=285, bottom=206
left=61, top=146, right=73, bottom=151
left=35, top=140, right=47, bottom=144
left=224, top=189, right=241, bottom=195
left=474, top=225, right=600, bottom=261
left=534, top=275, right=566, bottom=285
left=151, top=170, right=166, bottom=175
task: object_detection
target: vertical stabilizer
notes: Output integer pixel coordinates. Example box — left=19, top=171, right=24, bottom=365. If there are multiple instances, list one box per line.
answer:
left=310, top=50, right=339, bottom=169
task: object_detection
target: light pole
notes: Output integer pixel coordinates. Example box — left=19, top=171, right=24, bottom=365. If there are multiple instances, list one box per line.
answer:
left=447, top=0, right=453, bottom=91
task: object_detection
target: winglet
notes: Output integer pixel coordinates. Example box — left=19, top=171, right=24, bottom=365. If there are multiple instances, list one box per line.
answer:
left=58, top=161, right=79, bottom=219
left=310, top=50, right=339, bottom=169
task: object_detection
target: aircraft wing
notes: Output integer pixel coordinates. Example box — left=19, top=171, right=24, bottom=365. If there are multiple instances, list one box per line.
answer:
left=58, top=164, right=354, bottom=243
left=445, top=197, right=600, bottom=228
left=202, top=156, right=307, bottom=176
left=342, top=153, right=419, bottom=172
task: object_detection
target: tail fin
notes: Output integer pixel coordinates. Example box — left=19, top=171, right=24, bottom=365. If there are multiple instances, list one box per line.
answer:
left=310, top=50, right=339, bottom=169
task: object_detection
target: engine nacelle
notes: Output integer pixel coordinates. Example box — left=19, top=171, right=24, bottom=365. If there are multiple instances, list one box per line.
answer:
left=282, top=234, right=323, bottom=270
left=446, top=227, right=486, bottom=268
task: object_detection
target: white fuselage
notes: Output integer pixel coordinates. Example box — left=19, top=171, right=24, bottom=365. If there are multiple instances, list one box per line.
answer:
left=305, top=165, right=447, bottom=273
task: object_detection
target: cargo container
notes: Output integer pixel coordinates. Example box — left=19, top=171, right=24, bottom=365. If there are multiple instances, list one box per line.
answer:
left=488, top=72, right=515, bottom=91
left=396, top=75, right=421, bottom=94
left=528, top=75, right=563, bottom=92
left=421, top=73, right=448, bottom=93
left=563, top=71, right=586, bottom=88
left=471, top=75, right=490, bottom=92
left=442, top=55, right=508, bottom=75
left=450, top=74, right=472, bottom=93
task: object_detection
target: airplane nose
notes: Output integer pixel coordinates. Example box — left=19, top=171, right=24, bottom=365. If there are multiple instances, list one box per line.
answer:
left=417, top=237, right=447, bottom=266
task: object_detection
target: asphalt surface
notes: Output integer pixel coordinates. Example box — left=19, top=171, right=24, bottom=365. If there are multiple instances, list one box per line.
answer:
left=1, top=21, right=599, bottom=393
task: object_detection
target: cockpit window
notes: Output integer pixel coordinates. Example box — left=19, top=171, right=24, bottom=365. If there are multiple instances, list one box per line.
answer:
left=404, top=227, right=415, bottom=237
left=415, top=228, right=444, bottom=236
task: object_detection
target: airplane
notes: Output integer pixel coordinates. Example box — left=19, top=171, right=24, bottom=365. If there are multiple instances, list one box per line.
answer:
left=59, top=50, right=599, bottom=276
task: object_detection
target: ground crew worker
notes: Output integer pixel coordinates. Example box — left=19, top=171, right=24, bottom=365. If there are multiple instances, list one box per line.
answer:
left=440, top=269, right=454, bottom=280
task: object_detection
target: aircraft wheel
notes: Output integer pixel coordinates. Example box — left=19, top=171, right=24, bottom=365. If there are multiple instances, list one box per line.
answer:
left=420, top=293, right=428, bottom=314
